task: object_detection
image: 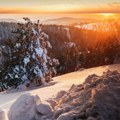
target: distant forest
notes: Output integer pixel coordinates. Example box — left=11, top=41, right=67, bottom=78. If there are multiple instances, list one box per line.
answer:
left=0, top=21, right=120, bottom=75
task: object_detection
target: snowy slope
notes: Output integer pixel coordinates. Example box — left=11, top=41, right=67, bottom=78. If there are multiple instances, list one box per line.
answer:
left=0, top=64, right=120, bottom=111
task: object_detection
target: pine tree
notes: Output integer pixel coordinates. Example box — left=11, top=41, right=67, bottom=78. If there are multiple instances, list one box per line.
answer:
left=0, top=18, right=59, bottom=90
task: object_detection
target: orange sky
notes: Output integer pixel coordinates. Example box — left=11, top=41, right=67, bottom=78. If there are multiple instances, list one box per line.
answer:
left=0, top=0, right=120, bottom=14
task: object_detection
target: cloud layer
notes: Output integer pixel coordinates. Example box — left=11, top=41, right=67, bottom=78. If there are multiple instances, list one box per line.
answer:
left=0, top=1, right=120, bottom=13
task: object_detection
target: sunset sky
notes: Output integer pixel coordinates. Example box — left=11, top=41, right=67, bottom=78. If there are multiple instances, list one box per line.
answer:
left=0, top=0, right=120, bottom=14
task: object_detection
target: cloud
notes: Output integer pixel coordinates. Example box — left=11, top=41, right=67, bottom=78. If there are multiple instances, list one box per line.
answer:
left=107, top=2, right=120, bottom=6
left=0, top=1, right=120, bottom=14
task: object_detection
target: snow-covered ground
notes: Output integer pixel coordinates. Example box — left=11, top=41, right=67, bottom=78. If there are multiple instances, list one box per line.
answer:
left=0, top=64, right=120, bottom=111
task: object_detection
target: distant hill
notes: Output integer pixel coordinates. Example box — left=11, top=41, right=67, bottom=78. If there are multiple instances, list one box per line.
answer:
left=42, top=17, right=97, bottom=25
left=0, top=19, right=17, bottom=23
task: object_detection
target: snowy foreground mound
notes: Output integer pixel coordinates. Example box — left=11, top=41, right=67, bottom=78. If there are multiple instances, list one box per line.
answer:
left=4, top=70, right=120, bottom=120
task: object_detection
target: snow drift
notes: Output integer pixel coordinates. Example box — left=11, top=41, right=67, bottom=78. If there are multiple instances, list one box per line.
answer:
left=7, top=70, right=120, bottom=120
left=52, top=70, right=120, bottom=120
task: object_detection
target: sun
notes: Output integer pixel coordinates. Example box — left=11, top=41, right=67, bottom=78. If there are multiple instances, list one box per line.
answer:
left=101, top=13, right=114, bottom=17
left=99, top=13, right=115, bottom=21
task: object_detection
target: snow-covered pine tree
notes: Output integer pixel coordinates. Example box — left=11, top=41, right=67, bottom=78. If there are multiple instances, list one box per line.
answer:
left=0, top=18, right=59, bottom=90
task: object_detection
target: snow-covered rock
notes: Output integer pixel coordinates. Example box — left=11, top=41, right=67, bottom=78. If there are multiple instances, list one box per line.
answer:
left=8, top=93, right=54, bottom=120
left=55, top=90, right=66, bottom=99
left=53, top=108, right=63, bottom=119
left=52, top=70, right=120, bottom=120
left=0, top=108, right=7, bottom=120
left=36, top=102, right=53, bottom=117
left=57, top=112, right=75, bottom=120
left=47, top=99, right=57, bottom=109
left=8, top=94, right=41, bottom=120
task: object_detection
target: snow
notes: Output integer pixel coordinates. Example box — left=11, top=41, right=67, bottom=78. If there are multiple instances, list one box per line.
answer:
left=23, top=57, right=30, bottom=65
left=64, top=28, right=71, bottom=40
left=53, top=58, right=59, bottom=64
left=75, top=22, right=114, bottom=31
left=0, top=108, right=7, bottom=120
left=8, top=67, right=120, bottom=120
left=1, top=19, right=58, bottom=91
left=47, top=41, right=52, bottom=49
left=14, top=66, right=19, bottom=72
left=8, top=94, right=41, bottom=120
left=51, top=70, right=120, bottom=120
left=41, top=32, right=49, bottom=40
left=15, top=43, right=21, bottom=48
left=34, top=66, right=43, bottom=78
left=42, top=62, right=48, bottom=72
left=42, top=52, right=47, bottom=62
left=0, top=64, right=120, bottom=119
left=36, top=102, right=53, bottom=117
left=21, top=74, right=27, bottom=81
left=65, top=42, right=76, bottom=48
left=57, top=112, right=75, bottom=120
left=35, top=47, right=43, bottom=57
left=32, top=28, right=38, bottom=35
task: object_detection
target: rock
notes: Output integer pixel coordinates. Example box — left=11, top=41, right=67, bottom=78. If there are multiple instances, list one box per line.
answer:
left=87, top=117, right=96, bottom=120
left=53, top=71, right=120, bottom=120
left=40, top=116, right=50, bottom=120
left=56, top=90, right=66, bottom=99
left=36, top=102, right=53, bottom=117
left=0, top=108, right=7, bottom=120
left=35, top=113, right=42, bottom=120
left=8, top=93, right=41, bottom=120
left=57, top=112, right=75, bottom=120
left=69, top=84, right=76, bottom=91
left=17, top=83, right=28, bottom=91
left=54, top=108, right=63, bottom=119
left=35, top=114, right=49, bottom=120
left=63, top=106, right=72, bottom=112
left=76, top=112, right=86, bottom=119
left=86, top=108, right=93, bottom=116
left=84, top=74, right=98, bottom=84
left=97, top=116, right=105, bottom=120
left=47, top=99, right=57, bottom=109
left=79, top=68, right=85, bottom=71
